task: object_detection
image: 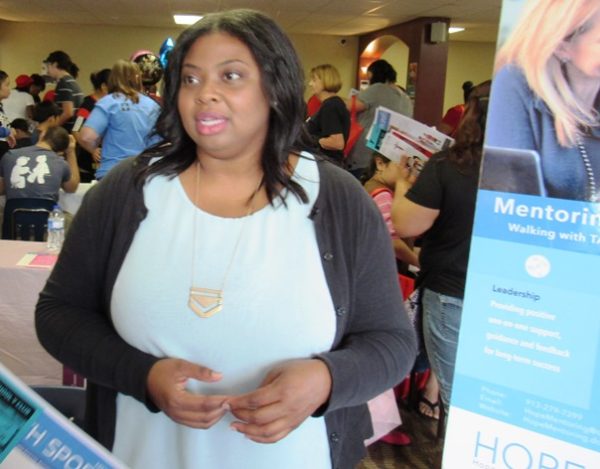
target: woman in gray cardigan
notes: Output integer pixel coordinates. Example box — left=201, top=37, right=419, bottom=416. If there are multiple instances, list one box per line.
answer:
left=35, top=9, right=416, bottom=469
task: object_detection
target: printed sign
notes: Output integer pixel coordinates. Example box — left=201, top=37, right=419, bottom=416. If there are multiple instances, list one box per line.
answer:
left=0, top=362, right=126, bottom=468
left=444, top=0, right=600, bottom=467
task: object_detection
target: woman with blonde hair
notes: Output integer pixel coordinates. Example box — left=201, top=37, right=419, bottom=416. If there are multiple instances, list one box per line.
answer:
left=486, top=0, right=600, bottom=201
left=78, top=60, right=161, bottom=179
left=306, top=64, right=350, bottom=166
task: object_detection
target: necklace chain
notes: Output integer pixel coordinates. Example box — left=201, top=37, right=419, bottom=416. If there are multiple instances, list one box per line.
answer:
left=575, top=135, right=598, bottom=202
left=188, top=163, right=262, bottom=318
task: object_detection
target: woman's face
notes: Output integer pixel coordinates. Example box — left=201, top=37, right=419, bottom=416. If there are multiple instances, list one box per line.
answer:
left=177, top=32, right=270, bottom=161
left=45, top=62, right=59, bottom=80
left=0, top=77, right=10, bottom=100
left=309, top=74, right=323, bottom=94
left=565, top=13, right=600, bottom=78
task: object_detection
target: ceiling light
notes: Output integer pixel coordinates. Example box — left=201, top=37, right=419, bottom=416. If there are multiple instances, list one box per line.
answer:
left=448, top=27, right=465, bottom=34
left=174, top=14, right=203, bottom=25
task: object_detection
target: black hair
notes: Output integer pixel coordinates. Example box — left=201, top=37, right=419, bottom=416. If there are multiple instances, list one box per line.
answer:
left=137, top=9, right=311, bottom=204
left=368, top=60, right=397, bottom=85
left=360, top=153, right=390, bottom=184
left=462, top=80, right=474, bottom=103
left=32, top=101, right=61, bottom=123
left=30, top=74, right=46, bottom=91
left=10, top=118, right=30, bottom=132
left=45, top=50, right=80, bottom=79
left=0, top=70, right=7, bottom=84
left=42, top=126, right=70, bottom=153
left=90, top=68, right=111, bottom=90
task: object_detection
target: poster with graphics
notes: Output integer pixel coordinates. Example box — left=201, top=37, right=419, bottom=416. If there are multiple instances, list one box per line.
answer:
left=0, top=362, right=125, bottom=468
left=444, top=0, right=600, bottom=467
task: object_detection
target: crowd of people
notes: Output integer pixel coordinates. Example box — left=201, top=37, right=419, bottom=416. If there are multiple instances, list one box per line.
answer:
left=0, top=49, right=163, bottom=234
left=0, top=5, right=476, bottom=465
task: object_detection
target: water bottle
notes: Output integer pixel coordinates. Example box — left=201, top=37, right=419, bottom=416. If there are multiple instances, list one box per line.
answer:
left=47, top=205, right=65, bottom=252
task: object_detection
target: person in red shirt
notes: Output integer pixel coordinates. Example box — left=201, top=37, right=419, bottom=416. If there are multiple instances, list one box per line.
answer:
left=438, top=81, right=473, bottom=136
left=305, top=94, right=321, bottom=118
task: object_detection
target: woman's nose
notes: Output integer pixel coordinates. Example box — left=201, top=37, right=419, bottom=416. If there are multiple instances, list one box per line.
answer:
left=194, top=80, right=220, bottom=104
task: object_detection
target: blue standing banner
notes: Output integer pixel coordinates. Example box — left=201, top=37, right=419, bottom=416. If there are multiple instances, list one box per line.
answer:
left=444, top=0, right=600, bottom=467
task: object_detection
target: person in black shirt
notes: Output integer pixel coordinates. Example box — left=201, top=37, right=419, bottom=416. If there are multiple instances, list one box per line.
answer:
left=72, top=68, right=111, bottom=182
left=305, top=64, right=350, bottom=166
left=391, top=82, right=490, bottom=417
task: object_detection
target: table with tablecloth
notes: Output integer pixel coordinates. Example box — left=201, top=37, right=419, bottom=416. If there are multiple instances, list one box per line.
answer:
left=0, top=240, right=62, bottom=385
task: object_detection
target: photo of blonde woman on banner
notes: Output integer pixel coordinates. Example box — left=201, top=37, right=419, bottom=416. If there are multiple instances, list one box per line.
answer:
left=485, top=0, right=600, bottom=201
left=443, top=1, right=600, bottom=467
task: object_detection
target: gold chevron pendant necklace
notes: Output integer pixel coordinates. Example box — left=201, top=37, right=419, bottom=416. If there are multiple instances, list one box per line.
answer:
left=188, top=162, right=261, bottom=318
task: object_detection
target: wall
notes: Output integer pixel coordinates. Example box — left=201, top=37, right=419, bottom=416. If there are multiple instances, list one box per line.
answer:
left=443, top=41, right=496, bottom=113
left=380, top=40, right=409, bottom=89
left=0, top=20, right=358, bottom=100
left=0, top=19, right=496, bottom=124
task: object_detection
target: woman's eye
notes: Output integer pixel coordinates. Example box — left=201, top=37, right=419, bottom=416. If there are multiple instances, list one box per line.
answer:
left=182, top=75, right=200, bottom=85
left=223, top=71, right=241, bottom=81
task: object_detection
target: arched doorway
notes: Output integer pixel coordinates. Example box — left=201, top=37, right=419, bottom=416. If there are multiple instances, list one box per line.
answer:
left=358, top=35, right=409, bottom=90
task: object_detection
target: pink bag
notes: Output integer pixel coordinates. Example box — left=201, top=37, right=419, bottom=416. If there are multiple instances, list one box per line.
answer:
left=364, top=388, right=402, bottom=446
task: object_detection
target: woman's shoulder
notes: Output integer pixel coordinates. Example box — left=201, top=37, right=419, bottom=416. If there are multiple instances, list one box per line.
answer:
left=494, top=64, right=533, bottom=97
left=139, top=93, right=161, bottom=109
left=315, top=158, right=379, bottom=209
left=369, top=186, right=393, bottom=200
left=316, top=156, right=359, bottom=186
left=95, top=93, right=123, bottom=110
left=93, top=157, right=147, bottom=193
left=322, top=95, right=346, bottom=109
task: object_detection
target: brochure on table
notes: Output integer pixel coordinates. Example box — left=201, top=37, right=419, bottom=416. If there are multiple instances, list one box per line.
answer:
left=365, top=106, right=453, bottom=166
left=442, top=1, right=600, bottom=467
left=0, top=362, right=125, bottom=468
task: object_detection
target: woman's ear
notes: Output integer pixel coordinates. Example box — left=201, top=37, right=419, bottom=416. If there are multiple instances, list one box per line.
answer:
left=374, top=156, right=386, bottom=171
left=554, top=41, right=572, bottom=64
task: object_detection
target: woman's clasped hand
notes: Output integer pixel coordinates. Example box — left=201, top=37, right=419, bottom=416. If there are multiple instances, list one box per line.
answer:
left=146, top=357, right=332, bottom=443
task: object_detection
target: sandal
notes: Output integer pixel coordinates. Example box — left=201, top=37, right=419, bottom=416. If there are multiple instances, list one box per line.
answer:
left=417, top=395, right=440, bottom=421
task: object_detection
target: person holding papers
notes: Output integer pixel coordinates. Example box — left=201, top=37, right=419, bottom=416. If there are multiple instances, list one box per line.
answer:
left=486, top=0, right=600, bottom=201
left=391, top=82, right=490, bottom=417
left=345, top=59, right=413, bottom=179
left=35, top=9, right=416, bottom=469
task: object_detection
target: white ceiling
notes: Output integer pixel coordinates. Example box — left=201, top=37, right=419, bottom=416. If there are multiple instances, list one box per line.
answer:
left=0, top=0, right=502, bottom=42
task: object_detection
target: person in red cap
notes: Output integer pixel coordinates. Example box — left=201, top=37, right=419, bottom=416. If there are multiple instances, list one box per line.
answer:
left=2, top=74, right=35, bottom=121
left=43, top=89, right=57, bottom=103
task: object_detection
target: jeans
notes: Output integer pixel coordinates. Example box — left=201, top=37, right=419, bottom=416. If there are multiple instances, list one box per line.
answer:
left=422, top=288, right=463, bottom=413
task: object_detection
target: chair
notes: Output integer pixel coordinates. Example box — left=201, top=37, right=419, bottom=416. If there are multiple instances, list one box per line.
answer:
left=11, top=208, right=51, bottom=241
left=2, top=198, right=55, bottom=241
left=30, top=385, right=86, bottom=428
